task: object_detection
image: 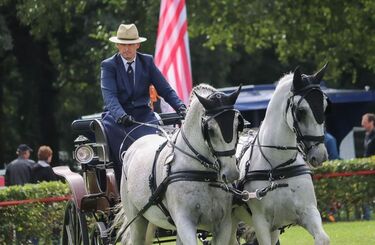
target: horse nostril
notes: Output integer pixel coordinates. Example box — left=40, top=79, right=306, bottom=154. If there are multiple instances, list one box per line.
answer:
left=311, top=156, right=316, bottom=164
left=222, top=174, right=228, bottom=183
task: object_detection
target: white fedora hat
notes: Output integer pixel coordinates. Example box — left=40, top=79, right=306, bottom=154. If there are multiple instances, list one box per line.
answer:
left=109, top=24, right=147, bottom=44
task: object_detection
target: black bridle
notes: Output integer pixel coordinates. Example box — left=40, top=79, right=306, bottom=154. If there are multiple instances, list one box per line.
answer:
left=286, top=85, right=327, bottom=157
left=178, top=107, right=243, bottom=172
left=242, top=85, right=328, bottom=174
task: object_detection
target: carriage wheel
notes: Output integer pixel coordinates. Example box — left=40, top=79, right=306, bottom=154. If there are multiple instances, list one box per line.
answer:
left=61, top=200, right=89, bottom=245
left=90, top=222, right=110, bottom=245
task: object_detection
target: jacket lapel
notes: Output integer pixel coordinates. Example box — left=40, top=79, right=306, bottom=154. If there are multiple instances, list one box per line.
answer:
left=134, top=53, right=142, bottom=95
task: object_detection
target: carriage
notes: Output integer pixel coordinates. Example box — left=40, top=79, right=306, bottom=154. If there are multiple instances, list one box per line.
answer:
left=53, top=112, right=184, bottom=245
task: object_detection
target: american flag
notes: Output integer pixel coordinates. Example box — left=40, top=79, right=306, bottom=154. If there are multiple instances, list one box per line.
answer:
left=155, top=0, right=192, bottom=107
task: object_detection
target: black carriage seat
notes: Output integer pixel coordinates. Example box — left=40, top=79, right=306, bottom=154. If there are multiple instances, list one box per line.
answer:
left=90, top=119, right=111, bottom=164
left=157, top=112, right=182, bottom=126
left=71, top=115, right=100, bottom=142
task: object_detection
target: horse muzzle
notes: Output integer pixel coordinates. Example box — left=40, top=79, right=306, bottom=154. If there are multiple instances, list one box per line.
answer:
left=305, top=143, right=328, bottom=167
left=220, top=157, right=240, bottom=183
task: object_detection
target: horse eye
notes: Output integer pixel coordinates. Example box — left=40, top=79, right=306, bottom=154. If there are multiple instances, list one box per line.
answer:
left=296, top=108, right=306, bottom=121
left=207, top=124, right=215, bottom=134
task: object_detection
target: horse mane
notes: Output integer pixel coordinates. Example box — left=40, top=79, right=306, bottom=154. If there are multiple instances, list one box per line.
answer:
left=275, top=72, right=293, bottom=87
left=188, top=83, right=217, bottom=105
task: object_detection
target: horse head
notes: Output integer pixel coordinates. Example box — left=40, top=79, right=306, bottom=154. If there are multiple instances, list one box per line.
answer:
left=191, top=85, right=243, bottom=183
left=286, top=63, right=330, bottom=166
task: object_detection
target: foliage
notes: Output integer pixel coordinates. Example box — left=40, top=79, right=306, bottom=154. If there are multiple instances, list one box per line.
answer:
left=313, top=156, right=375, bottom=221
left=0, top=181, right=70, bottom=244
left=0, top=0, right=375, bottom=166
left=188, top=0, right=375, bottom=88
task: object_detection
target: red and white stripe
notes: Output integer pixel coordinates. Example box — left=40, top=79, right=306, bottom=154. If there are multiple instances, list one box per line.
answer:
left=155, top=0, right=192, bottom=106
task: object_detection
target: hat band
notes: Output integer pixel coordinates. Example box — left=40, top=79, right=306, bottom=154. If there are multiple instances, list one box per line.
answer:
left=118, top=36, right=139, bottom=40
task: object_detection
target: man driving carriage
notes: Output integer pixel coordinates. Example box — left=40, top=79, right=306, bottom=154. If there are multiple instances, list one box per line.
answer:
left=100, top=23, right=187, bottom=187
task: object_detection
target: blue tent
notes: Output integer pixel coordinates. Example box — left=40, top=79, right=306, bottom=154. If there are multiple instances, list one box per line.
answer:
left=220, top=84, right=375, bottom=145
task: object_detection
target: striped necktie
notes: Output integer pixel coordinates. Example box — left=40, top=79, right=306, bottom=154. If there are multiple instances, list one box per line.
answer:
left=127, top=61, right=134, bottom=87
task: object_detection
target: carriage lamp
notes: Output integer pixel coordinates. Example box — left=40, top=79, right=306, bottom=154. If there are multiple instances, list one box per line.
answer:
left=74, top=145, right=95, bottom=164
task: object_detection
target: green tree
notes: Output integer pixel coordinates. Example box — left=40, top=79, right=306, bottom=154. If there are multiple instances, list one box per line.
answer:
left=1, top=0, right=374, bottom=166
left=188, top=0, right=375, bottom=88
left=0, top=0, right=198, bottom=165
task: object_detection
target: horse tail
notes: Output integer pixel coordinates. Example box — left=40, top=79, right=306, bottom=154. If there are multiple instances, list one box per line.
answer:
left=109, top=202, right=131, bottom=244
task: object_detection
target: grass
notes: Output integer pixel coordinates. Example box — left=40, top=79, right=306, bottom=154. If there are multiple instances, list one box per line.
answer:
left=279, top=220, right=375, bottom=245
left=149, top=220, right=375, bottom=244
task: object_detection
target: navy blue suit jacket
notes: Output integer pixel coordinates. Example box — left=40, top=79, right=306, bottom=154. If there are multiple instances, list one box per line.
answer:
left=101, top=52, right=183, bottom=122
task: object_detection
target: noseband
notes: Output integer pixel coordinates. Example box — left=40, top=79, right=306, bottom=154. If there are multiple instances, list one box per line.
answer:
left=286, top=86, right=326, bottom=156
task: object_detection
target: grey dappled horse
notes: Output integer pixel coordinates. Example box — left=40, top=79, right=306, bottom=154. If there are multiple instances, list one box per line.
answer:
left=116, top=84, right=244, bottom=245
left=232, top=65, right=330, bottom=245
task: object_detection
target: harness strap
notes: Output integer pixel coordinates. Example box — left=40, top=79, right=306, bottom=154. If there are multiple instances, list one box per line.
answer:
left=241, top=164, right=312, bottom=183
left=149, top=140, right=172, bottom=224
left=244, top=130, right=258, bottom=174
left=150, top=140, right=169, bottom=192
left=296, top=135, right=324, bottom=143
left=256, top=131, right=298, bottom=171
left=238, top=141, right=252, bottom=163
left=180, top=128, right=218, bottom=170
left=257, top=145, right=298, bottom=150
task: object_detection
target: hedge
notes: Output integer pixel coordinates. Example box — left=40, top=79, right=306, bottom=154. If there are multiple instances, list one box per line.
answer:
left=0, top=157, right=374, bottom=244
left=0, top=181, right=70, bottom=244
left=313, top=156, right=375, bottom=221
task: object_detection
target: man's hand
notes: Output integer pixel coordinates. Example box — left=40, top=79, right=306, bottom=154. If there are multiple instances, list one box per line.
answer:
left=119, top=114, right=135, bottom=127
left=177, top=104, right=187, bottom=119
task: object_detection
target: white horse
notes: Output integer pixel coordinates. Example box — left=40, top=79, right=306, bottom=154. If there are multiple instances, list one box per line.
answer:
left=116, top=84, right=244, bottom=245
left=232, top=65, right=330, bottom=245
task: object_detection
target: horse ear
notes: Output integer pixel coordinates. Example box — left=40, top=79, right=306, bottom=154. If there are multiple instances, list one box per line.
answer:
left=228, top=84, right=242, bottom=105
left=313, top=63, right=328, bottom=84
left=194, top=91, right=211, bottom=110
left=292, top=66, right=304, bottom=92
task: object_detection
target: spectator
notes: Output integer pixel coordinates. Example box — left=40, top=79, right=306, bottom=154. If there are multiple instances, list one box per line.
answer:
left=30, top=145, right=57, bottom=183
left=360, top=113, right=375, bottom=221
left=5, top=144, right=35, bottom=186
left=361, top=113, right=375, bottom=157
left=324, top=131, right=340, bottom=160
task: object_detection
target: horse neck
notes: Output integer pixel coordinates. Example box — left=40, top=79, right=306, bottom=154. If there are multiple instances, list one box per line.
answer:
left=175, top=104, right=213, bottom=171
left=258, top=86, right=298, bottom=165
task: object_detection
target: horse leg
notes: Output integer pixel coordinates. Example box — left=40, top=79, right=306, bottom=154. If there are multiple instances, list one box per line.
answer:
left=124, top=199, right=149, bottom=245
left=173, top=217, right=198, bottom=245
left=176, top=234, right=183, bottom=245
left=270, top=230, right=280, bottom=245
left=252, top=215, right=272, bottom=245
left=128, top=216, right=149, bottom=245
left=145, top=223, right=156, bottom=245
left=300, top=208, right=330, bottom=245
left=210, top=216, right=233, bottom=245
